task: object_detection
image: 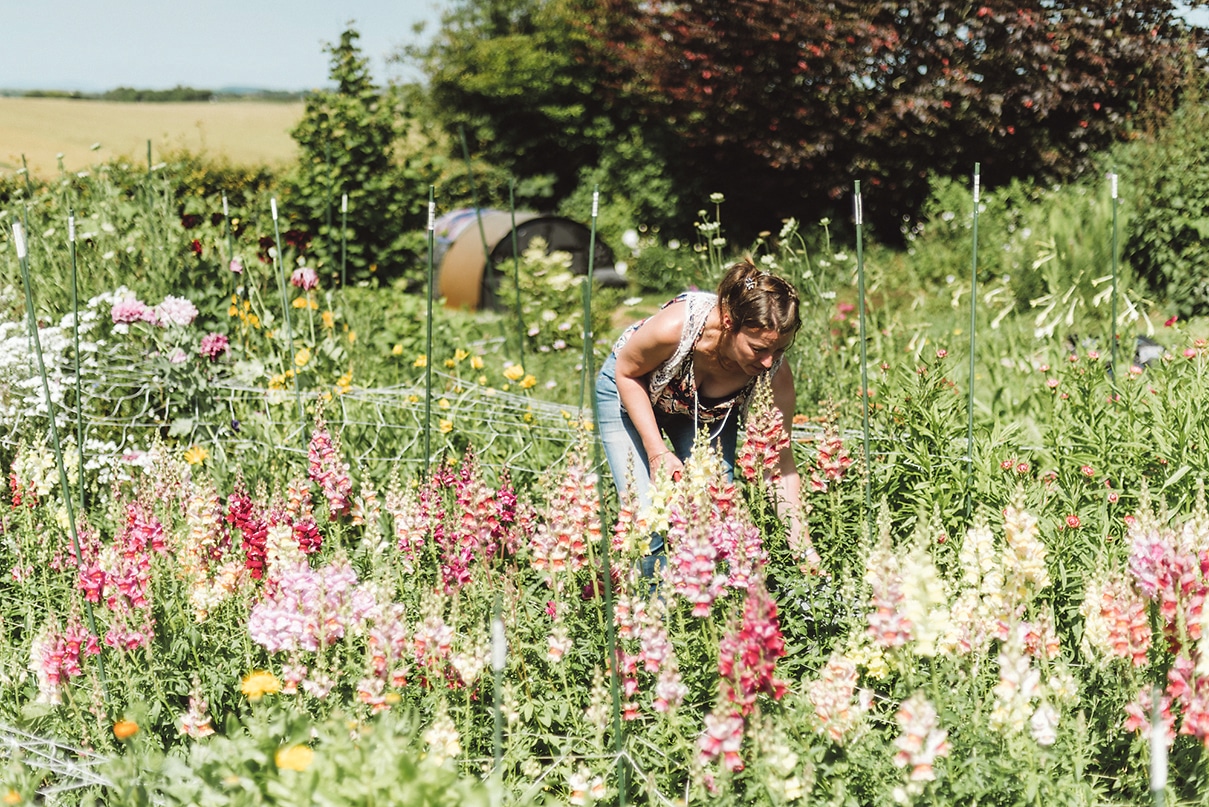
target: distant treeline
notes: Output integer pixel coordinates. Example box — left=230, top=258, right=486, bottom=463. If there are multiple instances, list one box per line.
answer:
left=7, top=86, right=306, bottom=102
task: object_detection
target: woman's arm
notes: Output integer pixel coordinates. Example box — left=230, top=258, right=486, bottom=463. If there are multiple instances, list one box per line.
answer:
left=612, top=302, right=685, bottom=476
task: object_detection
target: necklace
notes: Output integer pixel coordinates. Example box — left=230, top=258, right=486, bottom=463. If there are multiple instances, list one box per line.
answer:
left=687, top=354, right=733, bottom=442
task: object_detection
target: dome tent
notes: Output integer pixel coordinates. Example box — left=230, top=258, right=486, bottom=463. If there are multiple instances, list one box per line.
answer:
left=433, top=208, right=625, bottom=310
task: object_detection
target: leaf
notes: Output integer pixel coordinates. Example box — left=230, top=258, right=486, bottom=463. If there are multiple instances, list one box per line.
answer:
left=1162, top=463, right=1191, bottom=490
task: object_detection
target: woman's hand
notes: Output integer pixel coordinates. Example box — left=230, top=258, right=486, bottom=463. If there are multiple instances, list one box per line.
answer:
left=649, top=450, right=684, bottom=482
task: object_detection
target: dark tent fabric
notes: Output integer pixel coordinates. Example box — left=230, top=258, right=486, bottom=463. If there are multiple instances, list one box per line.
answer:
left=434, top=209, right=625, bottom=310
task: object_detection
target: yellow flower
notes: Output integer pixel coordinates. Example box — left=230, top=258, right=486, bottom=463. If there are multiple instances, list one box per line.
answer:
left=113, top=720, right=139, bottom=741
left=392, top=344, right=404, bottom=356
left=275, top=744, right=314, bottom=772
left=407, top=394, right=420, bottom=404
left=444, top=358, right=457, bottom=369
left=183, top=445, right=209, bottom=465
left=523, top=412, right=534, bottom=423
left=470, top=355, right=484, bottom=370
left=477, top=375, right=488, bottom=386
left=347, top=330, right=356, bottom=344
left=322, top=311, right=335, bottom=330
left=385, top=692, right=402, bottom=705
left=3, top=789, right=21, bottom=805
left=503, top=364, right=525, bottom=381
left=248, top=314, right=261, bottom=329
left=228, top=304, right=238, bottom=317
left=414, top=354, right=427, bottom=368
left=294, top=347, right=311, bottom=368
left=519, top=374, right=537, bottom=390
left=437, top=398, right=451, bottom=410
left=241, top=670, right=281, bottom=701
left=454, top=348, right=470, bottom=363
left=291, top=297, right=308, bottom=309
left=439, top=419, right=453, bottom=434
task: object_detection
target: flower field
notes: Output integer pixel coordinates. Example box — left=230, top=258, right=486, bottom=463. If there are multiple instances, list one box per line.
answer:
left=2, top=160, right=1209, bottom=806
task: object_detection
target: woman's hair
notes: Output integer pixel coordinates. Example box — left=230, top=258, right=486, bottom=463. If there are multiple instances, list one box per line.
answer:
left=716, top=258, right=802, bottom=336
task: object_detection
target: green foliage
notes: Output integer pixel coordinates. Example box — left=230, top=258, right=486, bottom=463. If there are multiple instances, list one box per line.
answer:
left=408, top=0, right=619, bottom=203
left=625, top=240, right=701, bottom=298
left=287, top=29, right=433, bottom=287
left=588, top=0, right=1200, bottom=242
left=493, top=236, right=622, bottom=358
left=99, top=703, right=506, bottom=807
left=1122, top=99, right=1209, bottom=317
left=99, top=86, right=216, bottom=103
left=556, top=124, right=683, bottom=243
left=12, top=135, right=1209, bottom=806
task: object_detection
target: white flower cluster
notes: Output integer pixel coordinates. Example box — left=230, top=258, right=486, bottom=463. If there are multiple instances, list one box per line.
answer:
left=0, top=286, right=103, bottom=441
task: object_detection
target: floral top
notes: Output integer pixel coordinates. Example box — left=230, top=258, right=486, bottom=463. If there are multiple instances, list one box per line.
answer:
left=612, top=291, right=780, bottom=426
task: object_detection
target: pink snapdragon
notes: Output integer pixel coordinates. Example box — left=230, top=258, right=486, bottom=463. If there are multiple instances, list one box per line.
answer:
left=653, top=660, right=687, bottom=712
left=199, top=332, right=229, bottom=361
left=291, top=266, right=319, bottom=290
left=893, top=693, right=950, bottom=796
left=308, top=417, right=353, bottom=520
left=179, top=688, right=216, bottom=738
left=698, top=708, right=746, bottom=772
left=736, top=377, right=788, bottom=483
left=29, top=616, right=100, bottom=704
left=808, top=653, right=866, bottom=744
left=385, top=480, right=428, bottom=573
left=413, top=608, right=455, bottom=671
left=1081, top=575, right=1151, bottom=666
left=364, top=601, right=411, bottom=690
left=666, top=508, right=727, bottom=617
left=530, top=450, right=599, bottom=578
left=155, top=295, right=199, bottom=327
left=1124, top=688, right=1175, bottom=748
left=717, top=580, right=787, bottom=715
left=247, top=557, right=375, bottom=653
left=227, top=480, right=268, bottom=580
left=284, top=479, right=324, bottom=555
left=111, top=296, right=157, bottom=325
left=809, top=423, right=853, bottom=493
left=866, top=542, right=912, bottom=649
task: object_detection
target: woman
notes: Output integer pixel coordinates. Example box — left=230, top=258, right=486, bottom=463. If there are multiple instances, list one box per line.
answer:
left=595, top=258, right=804, bottom=565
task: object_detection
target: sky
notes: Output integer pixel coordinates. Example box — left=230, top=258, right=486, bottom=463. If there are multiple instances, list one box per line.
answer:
left=3, top=1, right=1204, bottom=93
left=0, top=0, right=450, bottom=93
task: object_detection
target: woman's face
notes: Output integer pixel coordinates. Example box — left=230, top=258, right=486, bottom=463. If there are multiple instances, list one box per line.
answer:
left=728, top=326, right=794, bottom=376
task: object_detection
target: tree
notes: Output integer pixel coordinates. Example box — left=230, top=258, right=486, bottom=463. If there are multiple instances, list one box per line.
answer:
left=289, top=27, right=429, bottom=285
left=404, top=0, right=685, bottom=234
left=590, top=0, right=1203, bottom=240
left=407, top=0, right=604, bottom=204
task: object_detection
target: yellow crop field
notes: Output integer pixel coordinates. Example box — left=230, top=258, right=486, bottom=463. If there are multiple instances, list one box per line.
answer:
left=0, top=97, right=304, bottom=178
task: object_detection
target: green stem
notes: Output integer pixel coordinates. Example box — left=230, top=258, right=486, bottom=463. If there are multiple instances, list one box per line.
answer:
left=11, top=221, right=109, bottom=711
left=966, top=163, right=980, bottom=520
left=854, top=182, right=872, bottom=544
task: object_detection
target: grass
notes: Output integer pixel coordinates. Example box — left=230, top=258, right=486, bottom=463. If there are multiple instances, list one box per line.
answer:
left=0, top=97, right=303, bottom=177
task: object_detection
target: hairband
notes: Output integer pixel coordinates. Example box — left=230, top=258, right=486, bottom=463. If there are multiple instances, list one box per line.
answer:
left=744, top=271, right=771, bottom=291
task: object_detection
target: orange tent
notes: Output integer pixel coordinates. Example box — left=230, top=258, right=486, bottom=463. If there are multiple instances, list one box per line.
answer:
left=434, top=208, right=624, bottom=310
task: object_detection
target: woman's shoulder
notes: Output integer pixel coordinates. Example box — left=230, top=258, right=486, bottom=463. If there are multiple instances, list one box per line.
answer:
left=637, top=296, right=691, bottom=346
